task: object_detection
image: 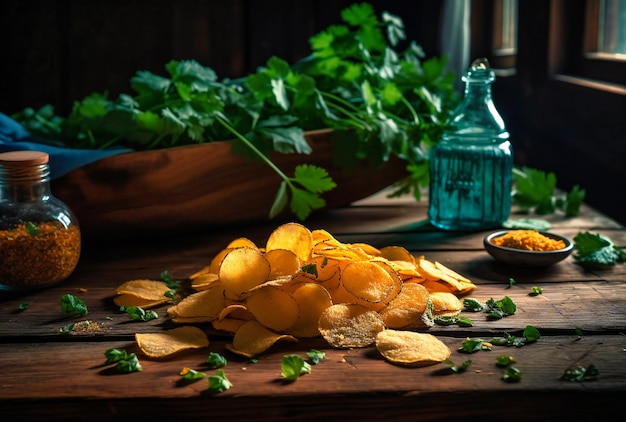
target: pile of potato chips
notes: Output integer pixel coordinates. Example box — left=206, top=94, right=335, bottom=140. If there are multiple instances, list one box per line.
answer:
left=116, top=222, right=475, bottom=366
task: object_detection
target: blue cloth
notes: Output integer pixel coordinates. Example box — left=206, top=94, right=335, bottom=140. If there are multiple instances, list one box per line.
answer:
left=0, top=112, right=131, bottom=179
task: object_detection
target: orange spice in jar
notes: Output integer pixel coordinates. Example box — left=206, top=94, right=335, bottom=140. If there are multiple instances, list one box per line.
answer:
left=0, top=151, right=81, bottom=290
left=491, top=230, right=565, bottom=251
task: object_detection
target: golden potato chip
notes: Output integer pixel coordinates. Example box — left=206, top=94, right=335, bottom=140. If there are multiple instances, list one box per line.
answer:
left=113, top=294, right=168, bottom=309
left=429, top=291, right=463, bottom=317
left=379, top=245, right=414, bottom=264
left=167, top=283, right=226, bottom=320
left=227, top=320, right=298, bottom=358
left=311, top=228, right=342, bottom=248
left=218, top=303, right=254, bottom=321
left=190, top=272, right=219, bottom=291
left=265, top=248, right=301, bottom=279
left=379, top=282, right=431, bottom=329
left=266, top=222, right=313, bottom=262
left=136, top=326, right=209, bottom=358
left=341, top=261, right=401, bottom=308
left=218, top=247, right=271, bottom=298
left=212, top=317, right=247, bottom=334
left=245, top=285, right=300, bottom=332
left=375, top=330, right=451, bottom=367
left=348, top=242, right=381, bottom=257
left=209, top=247, right=232, bottom=274
left=116, top=279, right=171, bottom=301
left=318, top=303, right=385, bottom=348
left=286, top=282, right=332, bottom=338
left=420, top=279, right=453, bottom=293
left=227, top=237, right=258, bottom=249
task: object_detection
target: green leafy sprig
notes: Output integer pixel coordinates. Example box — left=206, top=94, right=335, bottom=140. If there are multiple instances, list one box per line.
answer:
left=13, top=3, right=457, bottom=220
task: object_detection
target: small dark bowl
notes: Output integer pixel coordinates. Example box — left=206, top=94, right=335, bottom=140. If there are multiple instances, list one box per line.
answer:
left=484, top=230, right=574, bottom=267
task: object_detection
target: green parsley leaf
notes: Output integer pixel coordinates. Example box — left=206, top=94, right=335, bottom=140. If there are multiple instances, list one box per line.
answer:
left=281, top=354, right=312, bottom=381
left=61, top=293, right=88, bottom=316
left=573, top=231, right=626, bottom=268
left=458, top=338, right=492, bottom=353
left=502, top=366, right=522, bottom=382
left=59, top=323, right=76, bottom=334
left=462, top=298, right=483, bottom=312
left=484, top=296, right=516, bottom=320
left=116, top=353, right=142, bottom=373
left=17, top=302, right=30, bottom=311
left=206, top=352, right=227, bottom=369
left=561, top=364, right=599, bottom=382
left=443, top=359, right=472, bottom=373
left=495, top=355, right=516, bottom=367
left=180, top=367, right=206, bottom=380
left=124, top=306, right=158, bottom=322
left=434, top=316, right=473, bottom=327
left=25, top=221, right=41, bottom=236
left=208, top=370, right=233, bottom=393
left=306, top=349, right=326, bottom=364
left=528, top=286, right=543, bottom=296
left=104, top=348, right=142, bottom=373
left=507, top=278, right=516, bottom=289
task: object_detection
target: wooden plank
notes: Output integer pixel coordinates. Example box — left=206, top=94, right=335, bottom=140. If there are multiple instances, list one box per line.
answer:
left=0, top=335, right=624, bottom=421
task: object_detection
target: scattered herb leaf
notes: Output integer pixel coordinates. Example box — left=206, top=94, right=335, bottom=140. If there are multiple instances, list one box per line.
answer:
left=61, top=293, right=88, bottom=316
left=502, top=366, right=522, bottom=382
left=462, top=298, right=483, bottom=312
left=573, top=231, right=626, bottom=269
left=528, top=286, right=543, bottom=296
left=208, top=370, right=233, bottom=393
left=495, top=355, right=516, bottom=367
left=104, top=348, right=142, bottom=373
left=17, top=302, right=30, bottom=311
left=306, top=349, right=326, bottom=364
left=123, top=306, right=158, bottom=322
left=180, top=367, right=206, bottom=380
left=281, top=354, right=312, bottom=381
left=206, top=352, right=227, bottom=369
left=561, top=364, right=599, bottom=382
left=443, top=359, right=472, bottom=373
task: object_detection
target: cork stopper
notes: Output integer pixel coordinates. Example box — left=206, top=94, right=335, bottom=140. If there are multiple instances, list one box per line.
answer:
left=0, top=150, right=49, bottom=167
left=0, top=151, right=50, bottom=184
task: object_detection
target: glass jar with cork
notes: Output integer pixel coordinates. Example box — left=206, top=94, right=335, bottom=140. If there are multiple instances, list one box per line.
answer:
left=0, top=150, right=81, bottom=290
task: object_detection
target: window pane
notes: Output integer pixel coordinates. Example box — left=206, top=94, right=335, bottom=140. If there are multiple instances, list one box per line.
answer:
left=493, top=0, right=518, bottom=54
left=598, top=0, right=626, bottom=54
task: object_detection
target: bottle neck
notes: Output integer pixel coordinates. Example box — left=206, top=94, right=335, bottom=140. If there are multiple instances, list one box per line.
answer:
left=0, top=163, right=51, bottom=202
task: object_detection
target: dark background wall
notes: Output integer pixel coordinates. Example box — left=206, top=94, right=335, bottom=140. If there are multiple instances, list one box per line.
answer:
left=0, top=0, right=443, bottom=116
left=2, top=0, right=625, bottom=225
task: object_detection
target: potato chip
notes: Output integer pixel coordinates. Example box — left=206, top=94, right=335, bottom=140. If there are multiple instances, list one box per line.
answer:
left=266, top=222, right=313, bottom=262
left=379, top=245, right=414, bottom=264
left=218, top=246, right=271, bottom=298
left=190, top=272, right=219, bottom=291
left=245, top=285, right=300, bottom=332
left=341, top=261, right=401, bottom=309
left=218, top=303, right=254, bottom=321
left=113, top=294, right=168, bottom=309
left=167, top=283, right=226, bottom=320
left=375, top=330, right=451, bottom=367
left=212, top=317, right=247, bottom=334
left=265, top=248, right=301, bottom=279
left=429, top=291, right=463, bottom=317
left=116, top=279, right=171, bottom=301
left=136, top=326, right=209, bottom=358
left=227, top=237, right=258, bottom=249
left=285, top=282, right=332, bottom=338
left=348, top=242, right=381, bottom=257
left=379, top=282, right=431, bottom=329
left=318, top=303, right=385, bottom=348
left=227, top=320, right=298, bottom=358
left=209, top=247, right=232, bottom=274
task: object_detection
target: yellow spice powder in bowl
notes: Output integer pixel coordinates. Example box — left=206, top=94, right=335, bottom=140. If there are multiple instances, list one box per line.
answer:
left=484, top=230, right=574, bottom=267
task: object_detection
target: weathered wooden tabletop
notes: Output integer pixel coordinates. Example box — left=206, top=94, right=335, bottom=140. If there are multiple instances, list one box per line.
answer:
left=1, top=190, right=625, bottom=421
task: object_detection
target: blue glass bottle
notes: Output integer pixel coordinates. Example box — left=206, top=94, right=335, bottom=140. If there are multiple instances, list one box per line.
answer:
left=428, top=58, right=512, bottom=231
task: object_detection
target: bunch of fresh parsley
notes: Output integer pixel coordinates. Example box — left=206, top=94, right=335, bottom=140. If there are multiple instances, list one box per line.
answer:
left=13, top=2, right=457, bottom=221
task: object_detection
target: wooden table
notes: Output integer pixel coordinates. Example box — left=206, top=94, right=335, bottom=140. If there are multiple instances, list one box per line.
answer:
left=1, top=190, right=625, bottom=421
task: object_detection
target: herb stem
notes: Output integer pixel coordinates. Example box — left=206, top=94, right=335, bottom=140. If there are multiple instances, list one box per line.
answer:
left=216, top=116, right=289, bottom=182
